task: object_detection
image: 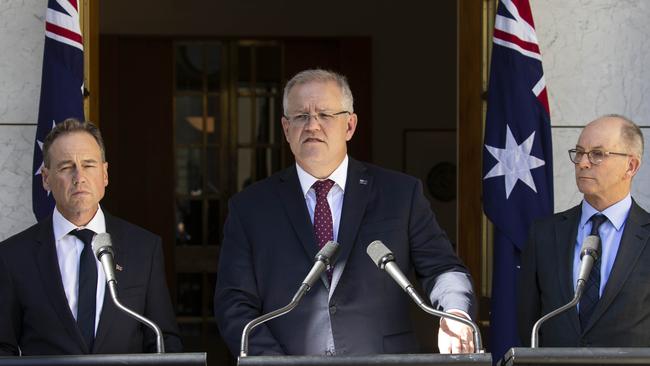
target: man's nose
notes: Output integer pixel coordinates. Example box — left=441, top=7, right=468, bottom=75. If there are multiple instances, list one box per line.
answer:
left=577, top=153, right=591, bottom=168
left=304, top=115, right=321, bottom=130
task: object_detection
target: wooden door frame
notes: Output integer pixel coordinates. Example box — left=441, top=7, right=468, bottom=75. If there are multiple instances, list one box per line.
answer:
left=458, top=0, right=494, bottom=323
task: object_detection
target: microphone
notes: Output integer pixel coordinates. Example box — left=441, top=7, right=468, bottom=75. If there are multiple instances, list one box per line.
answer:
left=577, top=235, right=600, bottom=283
left=92, top=233, right=166, bottom=353
left=92, top=233, right=117, bottom=284
left=366, top=240, right=483, bottom=353
left=240, top=241, right=340, bottom=357
left=530, top=235, right=601, bottom=347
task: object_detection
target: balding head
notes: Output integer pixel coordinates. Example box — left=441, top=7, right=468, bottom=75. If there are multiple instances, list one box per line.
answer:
left=587, top=114, right=644, bottom=161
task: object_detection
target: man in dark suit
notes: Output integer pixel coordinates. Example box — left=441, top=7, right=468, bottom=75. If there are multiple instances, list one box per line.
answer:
left=518, top=114, right=649, bottom=346
left=214, top=69, right=476, bottom=356
left=0, top=119, right=182, bottom=355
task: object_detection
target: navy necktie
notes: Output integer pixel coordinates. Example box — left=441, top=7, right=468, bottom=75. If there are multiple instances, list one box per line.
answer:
left=70, top=228, right=97, bottom=351
left=579, top=214, right=607, bottom=330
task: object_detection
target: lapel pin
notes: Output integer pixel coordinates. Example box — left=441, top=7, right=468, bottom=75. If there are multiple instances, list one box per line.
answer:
left=115, top=264, right=123, bottom=272
left=359, top=179, right=368, bottom=185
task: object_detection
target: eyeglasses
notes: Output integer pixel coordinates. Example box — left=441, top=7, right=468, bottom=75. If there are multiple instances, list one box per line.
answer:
left=284, top=111, right=350, bottom=125
left=568, top=148, right=631, bottom=165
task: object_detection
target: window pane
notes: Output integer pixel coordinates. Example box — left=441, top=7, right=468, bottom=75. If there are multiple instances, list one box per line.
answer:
left=206, top=44, right=221, bottom=92
left=176, top=95, right=204, bottom=145
left=206, top=146, right=220, bottom=195
left=237, top=148, right=253, bottom=192
left=176, top=44, right=203, bottom=91
left=175, top=198, right=203, bottom=246
left=175, top=147, right=202, bottom=196
left=256, top=147, right=281, bottom=180
left=256, top=46, right=281, bottom=84
left=255, top=95, right=277, bottom=144
left=237, top=96, right=253, bottom=144
left=207, top=199, right=220, bottom=246
left=238, top=46, right=251, bottom=86
left=206, top=95, right=220, bottom=145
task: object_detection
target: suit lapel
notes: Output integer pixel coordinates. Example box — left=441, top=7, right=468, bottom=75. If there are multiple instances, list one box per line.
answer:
left=555, top=205, right=582, bottom=336
left=93, top=213, right=128, bottom=352
left=277, top=166, right=320, bottom=262
left=585, top=202, right=650, bottom=332
left=333, top=159, right=371, bottom=281
left=35, top=216, right=88, bottom=353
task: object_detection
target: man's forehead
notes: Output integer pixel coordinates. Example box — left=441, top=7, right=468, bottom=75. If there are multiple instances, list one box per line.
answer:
left=287, top=82, right=342, bottom=108
left=578, top=124, right=621, bottom=147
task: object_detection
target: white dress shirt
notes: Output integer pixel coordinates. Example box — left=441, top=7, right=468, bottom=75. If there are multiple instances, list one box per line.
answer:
left=52, top=206, right=107, bottom=333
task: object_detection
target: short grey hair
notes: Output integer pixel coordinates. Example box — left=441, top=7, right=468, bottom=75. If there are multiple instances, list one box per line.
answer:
left=282, top=69, right=354, bottom=115
left=600, top=113, right=644, bottom=160
left=42, top=118, right=106, bottom=168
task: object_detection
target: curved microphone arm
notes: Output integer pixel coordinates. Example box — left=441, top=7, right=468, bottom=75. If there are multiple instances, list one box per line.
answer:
left=531, top=281, right=585, bottom=348
left=239, top=283, right=310, bottom=357
left=108, top=281, right=165, bottom=353
left=408, top=289, right=484, bottom=353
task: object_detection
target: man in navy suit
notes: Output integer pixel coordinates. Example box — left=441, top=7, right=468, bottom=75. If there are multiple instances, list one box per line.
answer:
left=518, top=114, right=650, bottom=346
left=0, top=119, right=182, bottom=355
left=214, top=69, right=476, bottom=356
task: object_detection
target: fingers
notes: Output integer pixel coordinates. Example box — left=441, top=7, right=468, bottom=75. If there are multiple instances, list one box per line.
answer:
left=438, top=318, right=475, bottom=354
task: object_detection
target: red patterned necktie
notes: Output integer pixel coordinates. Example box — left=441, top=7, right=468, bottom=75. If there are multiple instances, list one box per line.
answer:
left=312, top=179, right=335, bottom=280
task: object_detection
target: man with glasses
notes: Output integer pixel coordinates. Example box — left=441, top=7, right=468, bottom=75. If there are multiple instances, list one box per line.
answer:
left=214, top=69, right=476, bottom=356
left=518, top=114, right=649, bottom=346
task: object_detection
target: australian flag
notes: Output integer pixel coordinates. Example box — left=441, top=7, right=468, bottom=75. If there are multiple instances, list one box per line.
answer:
left=33, top=0, right=85, bottom=221
left=483, top=0, right=553, bottom=362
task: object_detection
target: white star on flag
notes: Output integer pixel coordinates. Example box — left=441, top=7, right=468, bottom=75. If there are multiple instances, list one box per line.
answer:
left=484, top=124, right=545, bottom=198
left=34, top=120, right=56, bottom=195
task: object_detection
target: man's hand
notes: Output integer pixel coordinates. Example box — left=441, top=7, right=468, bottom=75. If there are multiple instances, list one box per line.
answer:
left=437, top=310, right=475, bottom=354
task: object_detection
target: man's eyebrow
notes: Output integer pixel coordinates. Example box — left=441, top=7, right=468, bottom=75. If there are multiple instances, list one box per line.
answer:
left=55, top=160, right=74, bottom=168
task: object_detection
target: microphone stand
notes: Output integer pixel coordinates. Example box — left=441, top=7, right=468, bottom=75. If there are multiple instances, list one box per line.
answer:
left=107, top=281, right=165, bottom=353
left=240, top=284, right=309, bottom=357
left=530, top=282, right=585, bottom=348
left=404, top=284, right=484, bottom=353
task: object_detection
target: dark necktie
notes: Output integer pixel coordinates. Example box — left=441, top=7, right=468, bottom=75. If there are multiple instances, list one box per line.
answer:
left=313, top=180, right=335, bottom=280
left=579, top=214, right=607, bottom=330
left=70, top=228, right=97, bottom=351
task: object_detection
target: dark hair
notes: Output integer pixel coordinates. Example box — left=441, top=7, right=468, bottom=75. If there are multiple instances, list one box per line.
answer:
left=42, top=118, right=106, bottom=168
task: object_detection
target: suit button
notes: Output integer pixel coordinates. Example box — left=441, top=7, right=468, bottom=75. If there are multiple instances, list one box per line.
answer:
left=329, top=305, right=337, bottom=315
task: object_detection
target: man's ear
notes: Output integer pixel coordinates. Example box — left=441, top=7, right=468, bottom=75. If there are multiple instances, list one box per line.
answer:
left=345, top=113, right=358, bottom=141
left=103, top=162, right=109, bottom=187
left=42, top=167, right=51, bottom=192
left=627, top=156, right=641, bottom=178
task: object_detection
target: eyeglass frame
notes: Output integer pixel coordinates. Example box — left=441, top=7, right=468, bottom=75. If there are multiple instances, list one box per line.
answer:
left=568, top=148, right=632, bottom=165
left=283, top=110, right=351, bottom=125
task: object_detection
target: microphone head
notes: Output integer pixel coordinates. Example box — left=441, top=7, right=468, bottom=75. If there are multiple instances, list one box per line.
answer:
left=366, top=240, right=393, bottom=268
left=580, top=235, right=600, bottom=261
left=92, top=232, right=114, bottom=259
left=316, top=241, right=340, bottom=265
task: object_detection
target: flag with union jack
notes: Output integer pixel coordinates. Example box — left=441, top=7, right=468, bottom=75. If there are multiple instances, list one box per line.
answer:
left=33, top=0, right=85, bottom=221
left=482, top=0, right=553, bottom=361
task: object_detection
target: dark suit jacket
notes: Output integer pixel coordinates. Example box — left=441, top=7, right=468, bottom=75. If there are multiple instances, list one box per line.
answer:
left=518, top=200, right=650, bottom=346
left=214, top=158, right=473, bottom=356
left=0, top=213, right=182, bottom=355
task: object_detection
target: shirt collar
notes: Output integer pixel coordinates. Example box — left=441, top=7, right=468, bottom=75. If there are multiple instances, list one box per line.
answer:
left=52, top=205, right=107, bottom=242
left=296, top=155, right=349, bottom=197
left=579, top=194, right=632, bottom=232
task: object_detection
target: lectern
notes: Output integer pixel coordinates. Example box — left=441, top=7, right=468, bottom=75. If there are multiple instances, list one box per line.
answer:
left=0, top=352, right=206, bottom=366
left=238, top=353, right=492, bottom=366
left=501, top=347, right=650, bottom=366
